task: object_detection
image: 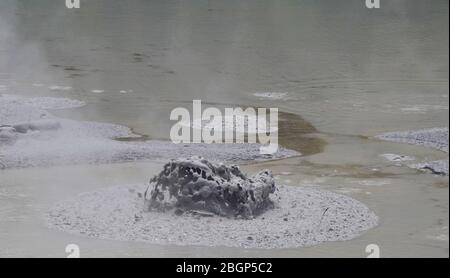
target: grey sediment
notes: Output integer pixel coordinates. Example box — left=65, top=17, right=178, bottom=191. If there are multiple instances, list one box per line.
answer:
left=116, top=110, right=327, bottom=157
left=376, top=128, right=449, bottom=176
left=1, top=94, right=329, bottom=169
left=46, top=183, right=378, bottom=249
left=0, top=95, right=302, bottom=169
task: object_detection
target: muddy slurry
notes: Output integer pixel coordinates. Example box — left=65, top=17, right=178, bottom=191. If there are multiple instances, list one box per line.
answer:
left=46, top=185, right=378, bottom=249
left=278, top=111, right=326, bottom=156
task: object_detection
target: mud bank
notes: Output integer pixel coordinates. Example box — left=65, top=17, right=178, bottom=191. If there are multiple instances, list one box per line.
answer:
left=47, top=183, right=378, bottom=249
left=377, top=128, right=449, bottom=175
left=0, top=94, right=298, bottom=169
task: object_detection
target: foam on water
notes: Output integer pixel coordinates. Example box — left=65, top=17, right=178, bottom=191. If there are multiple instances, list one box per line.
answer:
left=49, top=85, right=72, bottom=91
left=400, top=105, right=448, bottom=114
left=91, top=89, right=105, bottom=94
left=253, top=92, right=289, bottom=100
left=380, top=153, right=415, bottom=163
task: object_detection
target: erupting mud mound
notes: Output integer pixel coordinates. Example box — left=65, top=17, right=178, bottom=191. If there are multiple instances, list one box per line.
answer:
left=144, top=157, right=276, bottom=219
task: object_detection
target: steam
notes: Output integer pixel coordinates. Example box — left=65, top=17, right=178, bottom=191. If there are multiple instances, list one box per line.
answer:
left=0, top=1, right=68, bottom=96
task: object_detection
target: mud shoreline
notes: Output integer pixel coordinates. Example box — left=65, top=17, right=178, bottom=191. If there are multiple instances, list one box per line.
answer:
left=377, top=128, right=449, bottom=175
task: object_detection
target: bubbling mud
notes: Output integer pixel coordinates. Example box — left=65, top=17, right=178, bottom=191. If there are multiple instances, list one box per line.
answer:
left=46, top=181, right=378, bottom=249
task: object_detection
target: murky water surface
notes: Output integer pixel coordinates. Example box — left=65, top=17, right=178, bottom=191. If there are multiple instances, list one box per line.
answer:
left=0, top=0, right=448, bottom=257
